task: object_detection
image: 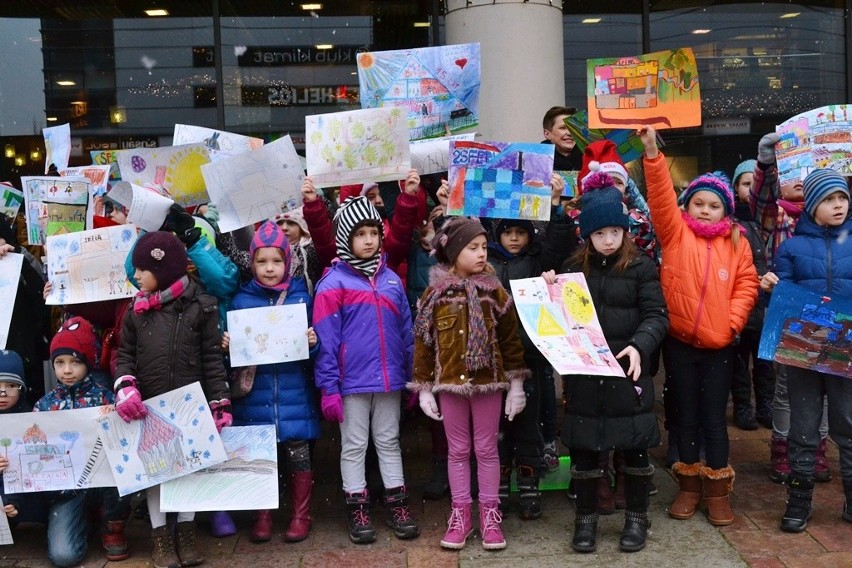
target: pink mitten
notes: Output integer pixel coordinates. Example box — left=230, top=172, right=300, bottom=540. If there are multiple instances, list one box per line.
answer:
left=320, top=392, right=344, bottom=423
left=209, top=399, right=233, bottom=432
left=113, top=375, right=148, bottom=422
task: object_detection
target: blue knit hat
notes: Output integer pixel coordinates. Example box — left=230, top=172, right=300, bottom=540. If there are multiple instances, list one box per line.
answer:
left=802, top=169, right=850, bottom=219
left=732, top=160, right=757, bottom=187
left=0, top=350, right=26, bottom=391
left=679, top=171, right=735, bottom=216
left=579, top=171, right=629, bottom=238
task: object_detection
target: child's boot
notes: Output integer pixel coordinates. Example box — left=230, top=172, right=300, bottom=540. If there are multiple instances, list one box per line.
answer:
left=250, top=510, right=273, bottom=543
left=498, top=465, right=511, bottom=513
left=780, top=475, right=814, bottom=532
left=700, top=465, right=735, bottom=526
left=571, top=513, right=599, bottom=553
left=842, top=478, right=852, bottom=523
left=619, top=465, right=654, bottom=552
left=422, top=458, right=450, bottom=500
left=571, top=467, right=603, bottom=552
left=770, top=435, right=790, bottom=483
left=209, top=511, right=236, bottom=537
left=345, top=490, right=376, bottom=544
left=102, top=520, right=129, bottom=561
left=479, top=501, right=506, bottom=550
left=440, top=502, right=474, bottom=549
left=755, top=398, right=773, bottom=429
left=516, top=464, right=542, bottom=520
left=814, top=438, right=832, bottom=482
left=669, top=462, right=702, bottom=519
left=284, top=470, right=313, bottom=542
left=175, top=520, right=204, bottom=567
left=151, top=525, right=181, bottom=568
left=383, top=485, right=420, bottom=539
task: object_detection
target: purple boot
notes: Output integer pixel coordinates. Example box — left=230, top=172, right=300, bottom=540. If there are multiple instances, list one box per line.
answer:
left=210, top=511, right=237, bottom=537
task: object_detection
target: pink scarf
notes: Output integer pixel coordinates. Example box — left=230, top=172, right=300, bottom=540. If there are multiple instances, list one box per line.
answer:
left=777, top=199, right=804, bottom=219
left=133, top=276, right=189, bottom=314
left=681, top=212, right=745, bottom=239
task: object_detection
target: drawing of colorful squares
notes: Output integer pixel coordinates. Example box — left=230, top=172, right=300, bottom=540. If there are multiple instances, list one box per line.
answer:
left=509, top=274, right=624, bottom=377
left=0, top=405, right=117, bottom=494
left=227, top=304, right=309, bottom=367
left=447, top=141, right=553, bottom=221
left=45, top=224, right=138, bottom=305
left=97, top=382, right=227, bottom=497
left=21, top=176, right=90, bottom=246
left=357, top=43, right=480, bottom=140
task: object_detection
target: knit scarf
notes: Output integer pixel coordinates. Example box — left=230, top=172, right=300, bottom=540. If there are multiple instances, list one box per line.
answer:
left=415, top=271, right=491, bottom=372
left=681, top=212, right=744, bottom=239
left=777, top=198, right=804, bottom=218
left=133, top=275, right=190, bottom=314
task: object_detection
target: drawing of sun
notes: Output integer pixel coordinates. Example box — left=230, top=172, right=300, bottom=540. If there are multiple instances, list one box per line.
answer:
left=164, top=146, right=210, bottom=202
left=357, top=53, right=374, bottom=69
left=562, top=281, right=594, bottom=325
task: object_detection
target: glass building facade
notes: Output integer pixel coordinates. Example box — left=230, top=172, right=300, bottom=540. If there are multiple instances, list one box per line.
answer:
left=0, top=1, right=849, bottom=185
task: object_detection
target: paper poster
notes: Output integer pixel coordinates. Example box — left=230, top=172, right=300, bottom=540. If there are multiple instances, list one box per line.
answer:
left=758, top=281, right=852, bottom=379
left=555, top=171, right=579, bottom=198
left=410, top=133, right=476, bottom=175
left=173, top=124, right=264, bottom=162
left=60, top=165, right=113, bottom=229
left=587, top=48, right=701, bottom=129
left=21, top=176, right=90, bottom=245
left=45, top=225, right=138, bottom=305
left=357, top=43, right=480, bottom=140
left=447, top=140, right=554, bottom=221
left=509, top=274, right=625, bottom=377
left=227, top=304, right=309, bottom=367
left=160, top=425, right=278, bottom=512
left=115, top=144, right=211, bottom=206
left=775, top=105, right=852, bottom=197
left=0, top=184, right=23, bottom=220
left=305, top=107, right=411, bottom=188
left=1, top=405, right=117, bottom=494
left=90, top=150, right=122, bottom=181
left=43, top=123, right=71, bottom=173
left=564, top=110, right=663, bottom=164
left=107, top=182, right=174, bottom=232
left=0, top=496, right=11, bottom=545
left=201, top=135, right=304, bottom=233
left=97, top=382, right=228, bottom=497
left=0, top=253, right=23, bottom=349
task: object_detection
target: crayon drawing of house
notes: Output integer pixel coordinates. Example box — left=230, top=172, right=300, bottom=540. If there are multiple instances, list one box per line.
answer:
left=138, top=410, right=186, bottom=482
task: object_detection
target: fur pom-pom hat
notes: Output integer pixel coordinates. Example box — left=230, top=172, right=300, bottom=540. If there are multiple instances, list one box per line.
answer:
left=431, top=217, right=487, bottom=265
left=579, top=140, right=629, bottom=193
left=678, top=171, right=735, bottom=217
left=579, top=171, right=629, bottom=238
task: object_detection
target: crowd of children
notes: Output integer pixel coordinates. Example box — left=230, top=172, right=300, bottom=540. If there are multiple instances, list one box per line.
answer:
left=0, top=107, right=851, bottom=567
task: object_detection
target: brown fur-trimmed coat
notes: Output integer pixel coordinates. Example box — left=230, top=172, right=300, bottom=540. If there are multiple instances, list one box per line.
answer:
left=409, top=265, right=529, bottom=395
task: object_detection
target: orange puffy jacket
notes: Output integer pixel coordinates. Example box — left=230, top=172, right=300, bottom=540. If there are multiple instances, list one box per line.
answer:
left=644, top=153, right=758, bottom=349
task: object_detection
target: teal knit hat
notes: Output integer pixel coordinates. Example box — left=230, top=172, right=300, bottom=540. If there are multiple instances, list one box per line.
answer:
left=732, top=160, right=756, bottom=186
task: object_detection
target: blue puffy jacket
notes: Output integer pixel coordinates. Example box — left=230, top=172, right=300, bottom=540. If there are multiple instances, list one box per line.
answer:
left=229, top=277, right=320, bottom=442
left=313, top=257, right=413, bottom=396
left=774, top=213, right=852, bottom=297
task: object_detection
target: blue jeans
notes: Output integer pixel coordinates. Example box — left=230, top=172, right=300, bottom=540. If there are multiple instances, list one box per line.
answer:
left=47, top=488, right=129, bottom=567
left=787, top=365, right=852, bottom=481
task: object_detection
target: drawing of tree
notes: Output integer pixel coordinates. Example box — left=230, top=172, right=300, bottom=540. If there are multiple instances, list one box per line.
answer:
left=660, top=49, right=699, bottom=98
left=363, top=145, right=378, bottom=166
left=350, top=121, right=366, bottom=140
left=0, top=438, right=11, bottom=458
left=60, top=431, right=80, bottom=451
left=342, top=147, right=358, bottom=170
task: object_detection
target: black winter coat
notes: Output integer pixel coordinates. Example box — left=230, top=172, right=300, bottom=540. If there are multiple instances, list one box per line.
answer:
left=735, top=202, right=768, bottom=333
left=116, top=280, right=229, bottom=402
left=560, top=252, right=668, bottom=452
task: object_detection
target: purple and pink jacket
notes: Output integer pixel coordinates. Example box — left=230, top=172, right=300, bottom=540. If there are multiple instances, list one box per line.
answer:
left=312, top=256, right=413, bottom=397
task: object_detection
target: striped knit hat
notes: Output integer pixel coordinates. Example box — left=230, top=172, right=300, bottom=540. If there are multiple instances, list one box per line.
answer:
left=334, top=196, right=383, bottom=276
left=250, top=220, right=292, bottom=290
left=679, top=171, right=735, bottom=216
left=802, top=169, right=850, bottom=219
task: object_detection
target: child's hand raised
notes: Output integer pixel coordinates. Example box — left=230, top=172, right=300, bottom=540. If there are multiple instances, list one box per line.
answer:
left=301, top=176, right=317, bottom=202
left=43, top=281, right=53, bottom=301
left=221, top=331, right=230, bottom=351
left=637, top=126, right=659, bottom=158
left=436, top=180, right=449, bottom=206
left=306, top=327, right=317, bottom=347
left=0, top=456, right=9, bottom=473
left=404, top=169, right=421, bottom=195
left=616, top=345, right=642, bottom=381
left=550, top=173, right=565, bottom=205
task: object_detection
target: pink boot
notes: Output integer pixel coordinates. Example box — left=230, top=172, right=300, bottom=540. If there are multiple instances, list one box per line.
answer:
left=440, top=502, right=473, bottom=550
left=250, top=510, right=273, bottom=543
left=479, top=501, right=506, bottom=550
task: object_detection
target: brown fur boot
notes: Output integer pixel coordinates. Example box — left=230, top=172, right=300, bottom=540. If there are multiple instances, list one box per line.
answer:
left=700, top=465, right=736, bottom=526
left=669, top=462, right=703, bottom=520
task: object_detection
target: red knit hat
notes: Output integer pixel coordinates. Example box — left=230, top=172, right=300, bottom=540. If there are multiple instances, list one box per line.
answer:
left=338, top=182, right=379, bottom=202
left=50, top=317, right=98, bottom=371
left=578, top=140, right=629, bottom=194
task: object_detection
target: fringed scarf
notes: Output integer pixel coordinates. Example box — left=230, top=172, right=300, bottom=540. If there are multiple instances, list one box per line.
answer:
left=133, top=275, right=190, bottom=314
left=415, top=269, right=492, bottom=372
left=681, top=212, right=746, bottom=239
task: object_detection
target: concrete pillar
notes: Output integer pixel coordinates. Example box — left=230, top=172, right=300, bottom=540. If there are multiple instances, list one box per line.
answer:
left=445, top=0, right=564, bottom=143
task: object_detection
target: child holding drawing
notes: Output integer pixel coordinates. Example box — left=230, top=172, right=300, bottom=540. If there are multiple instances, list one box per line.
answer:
left=312, top=196, right=419, bottom=545
left=34, top=318, right=131, bottom=566
left=541, top=171, right=668, bottom=553
left=759, top=169, right=852, bottom=532
left=639, top=126, right=758, bottom=527
left=410, top=217, right=530, bottom=551
left=114, top=230, right=230, bottom=568
left=227, top=220, right=320, bottom=543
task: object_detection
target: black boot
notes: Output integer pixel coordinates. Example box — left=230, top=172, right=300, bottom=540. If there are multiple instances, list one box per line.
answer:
left=619, top=511, right=651, bottom=552
left=383, top=486, right=420, bottom=539
left=780, top=475, right=814, bottom=533
left=345, top=490, right=377, bottom=544
left=571, top=513, right=599, bottom=553
left=733, top=404, right=758, bottom=430
left=422, top=458, right=449, bottom=500
left=516, top=464, right=542, bottom=520
left=498, top=464, right=512, bottom=513
left=842, top=478, right=852, bottom=523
